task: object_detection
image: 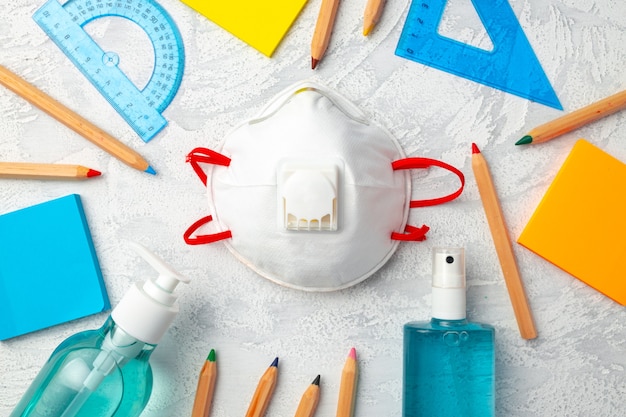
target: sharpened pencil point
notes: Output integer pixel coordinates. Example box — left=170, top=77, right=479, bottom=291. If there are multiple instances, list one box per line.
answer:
left=311, top=58, right=319, bottom=70
left=471, top=143, right=481, bottom=154
left=270, top=357, right=279, bottom=367
left=207, top=349, right=216, bottom=362
left=87, top=169, right=101, bottom=177
left=312, top=375, right=321, bottom=385
left=145, top=165, right=156, bottom=175
left=348, top=347, right=356, bottom=360
left=515, top=135, right=533, bottom=146
left=363, top=25, right=373, bottom=36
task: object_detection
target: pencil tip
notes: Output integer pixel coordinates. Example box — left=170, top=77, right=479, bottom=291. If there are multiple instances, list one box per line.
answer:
left=311, top=58, right=319, bottom=70
left=145, top=165, right=157, bottom=175
left=515, top=135, right=533, bottom=146
left=208, top=349, right=216, bottom=362
left=270, top=357, right=279, bottom=367
left=312, top=375, right=321, bottom=385
left=87, top=169, right=101, bottom=177
left=363, top=25, right=373, bottom=36
left=471, top=143, right=480, bottom=154
left=348, top=347, right=357, bottom=360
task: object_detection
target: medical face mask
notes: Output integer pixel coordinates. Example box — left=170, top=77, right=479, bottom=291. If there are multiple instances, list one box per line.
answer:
left=184, top=81, right=464, bottom=292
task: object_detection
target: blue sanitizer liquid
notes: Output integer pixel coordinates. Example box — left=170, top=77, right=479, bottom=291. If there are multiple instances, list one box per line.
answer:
left=11, top=318, right=155, bottom=417
left=403, top=318, right=495, bottom=417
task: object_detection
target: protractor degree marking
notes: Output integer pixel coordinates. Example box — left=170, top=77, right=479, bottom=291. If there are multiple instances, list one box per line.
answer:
left=63, top=0, right=184, bottom=112
left=34, top=0, right=185, bottom=142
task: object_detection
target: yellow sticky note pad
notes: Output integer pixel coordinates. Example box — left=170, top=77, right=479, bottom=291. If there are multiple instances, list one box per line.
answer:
left=180, top=0, right=308, bottom=57
left=518, top=139, right=626, bottom=305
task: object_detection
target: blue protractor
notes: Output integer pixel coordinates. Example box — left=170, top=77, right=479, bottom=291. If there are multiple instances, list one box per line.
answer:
left=33, top=0, right=185, bottom=142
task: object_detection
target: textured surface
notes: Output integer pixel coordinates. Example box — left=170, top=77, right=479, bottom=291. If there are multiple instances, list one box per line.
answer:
left=0, top=0, right=625, bottom=416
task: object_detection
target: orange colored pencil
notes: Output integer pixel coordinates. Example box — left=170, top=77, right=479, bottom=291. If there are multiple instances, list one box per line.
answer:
left=0, top=162, right=101, bottom=180
left=293, top=375, right=321, bottom=417
left=245, top=357, right=279, bottom=417
left=516, top=89, right=626, bottom=145
left=191, top=349, right=217, bottom=417
left=335, top=348, right=358, bottom=417
left=310, top=0, right=340, bottom=69
left=0, top=65, right=155, bottom=174
left=363, top=0, right=386, bottom=36
left=471, top=144, right=537, bottom=340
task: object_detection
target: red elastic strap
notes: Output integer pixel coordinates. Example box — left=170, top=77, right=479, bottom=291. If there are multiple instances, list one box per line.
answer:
left=184, top=215, right=232, bottom=245
left=390, top=157, right=465, bottom=241
left=391, top=224, right=430, bottom=241
left=392, top=157, right=465, bottom=207
left=186, top=147, right=231, bottom=186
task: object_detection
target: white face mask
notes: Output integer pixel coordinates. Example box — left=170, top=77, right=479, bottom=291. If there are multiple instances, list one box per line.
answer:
left=185, top=81, right=464, bottom=291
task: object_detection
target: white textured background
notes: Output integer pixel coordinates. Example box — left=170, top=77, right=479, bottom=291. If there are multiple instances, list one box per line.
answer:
left=1, top=0, right=625, bottom=416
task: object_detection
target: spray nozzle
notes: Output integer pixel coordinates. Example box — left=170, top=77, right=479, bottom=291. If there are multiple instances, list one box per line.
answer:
left=431, top=247, right=467, bottom=321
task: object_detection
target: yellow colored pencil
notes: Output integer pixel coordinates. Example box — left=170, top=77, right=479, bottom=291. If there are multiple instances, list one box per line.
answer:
left=245, top=357, right=279, bottom=417
left=516, top=89, right=626, bottom=145
left=363, top=0, right=386, bottom=36
left=335, top=348, right=358, bottom=417
left=0, top=161, right=101, bottom=180
left=471, top=144, right=537, bottom=340
left=294, top=375, right=321, bottom=417
left=0, top=65, right=155, bottom=174
left=191, top=349, right=217, bottom=417
left=311, top=0, right=340, bottom=69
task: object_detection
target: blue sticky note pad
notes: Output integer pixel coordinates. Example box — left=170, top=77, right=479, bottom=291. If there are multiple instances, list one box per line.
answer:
left=0, top=194, right=110, bottom=340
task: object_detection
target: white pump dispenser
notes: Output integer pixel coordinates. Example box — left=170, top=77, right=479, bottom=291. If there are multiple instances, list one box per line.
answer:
left=112, top=242, right=190, bottom=345
left=11, top=242, right=190, bottom=417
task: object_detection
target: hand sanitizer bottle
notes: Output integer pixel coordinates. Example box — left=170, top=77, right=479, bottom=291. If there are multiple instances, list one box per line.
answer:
left=402, top=247, right=495, bottom=417
left=11, top=242, right=189, bottom=417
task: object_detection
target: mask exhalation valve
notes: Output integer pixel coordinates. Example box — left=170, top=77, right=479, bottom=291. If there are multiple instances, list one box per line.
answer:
left=277, top=158, right=341, bottom=231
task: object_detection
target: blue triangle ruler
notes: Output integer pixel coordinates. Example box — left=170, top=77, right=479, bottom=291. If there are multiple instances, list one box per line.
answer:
left=395, top=0, right=562, bottom=110
left=33, top=0, right=185, bottom=142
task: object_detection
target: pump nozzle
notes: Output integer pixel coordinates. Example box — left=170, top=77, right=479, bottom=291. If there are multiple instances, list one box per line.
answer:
left=111, top=242, right=189, bottom=346
left=129, top=241, right=190, bottom=291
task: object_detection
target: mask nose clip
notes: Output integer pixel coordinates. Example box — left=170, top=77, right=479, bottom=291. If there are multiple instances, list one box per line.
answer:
left=277, top=159, right=342, bottom=231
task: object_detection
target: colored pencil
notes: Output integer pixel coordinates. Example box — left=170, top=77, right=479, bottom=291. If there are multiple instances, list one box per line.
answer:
left=293, top=375, right=321, bottom=417
left=191, top=349, right=217, bottom=417
left=516, top=89, right=626, bottom=145
left=0, top=162, right=101, bottom=180
left=245, top=357, right=279, bottom=417
left=0, top=65, right=155, bottom=174
left=363, top=0, right=385, bottom=36
left=471, top=144, right=537, bottom=340
left=310, top=0, right=340, bottom=69
left=335, top=348, right=358, bottom=417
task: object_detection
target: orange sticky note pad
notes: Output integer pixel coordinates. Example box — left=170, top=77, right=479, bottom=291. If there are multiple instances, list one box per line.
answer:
left=180, top=0, right=308, bottom=57
left=518, top=139, right=626, bottom=305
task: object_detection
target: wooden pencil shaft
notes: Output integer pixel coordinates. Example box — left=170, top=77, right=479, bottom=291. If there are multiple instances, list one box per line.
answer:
left=472, top=154, right=537, bottom=340
left=245, top=367, right=278, bottom=417
left=336, top=361, right=357, bottom=417
left=530, top=89, right=626, bottom=143
left=0, top=65, right=149, bottom=172
left=0, top=162, right=94, bottom=180
left=311, top=0, right=340, bottom=59
left=363, top=0, right=384, bottom=31
left=294, top=385, right=320, bottom=417
left=191, top=361, right=217, bottom=417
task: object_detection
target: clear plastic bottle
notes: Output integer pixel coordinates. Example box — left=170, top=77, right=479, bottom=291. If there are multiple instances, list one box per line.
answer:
left=11, top=242, right=189, bottom=417
left=402, top=247, right=495, bottom=417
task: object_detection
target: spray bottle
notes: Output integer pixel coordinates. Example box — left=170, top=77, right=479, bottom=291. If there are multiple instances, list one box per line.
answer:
left=402, top=247, right=495, bottom=417
left=11, top=242, right=189, bottom=417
